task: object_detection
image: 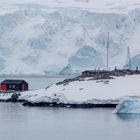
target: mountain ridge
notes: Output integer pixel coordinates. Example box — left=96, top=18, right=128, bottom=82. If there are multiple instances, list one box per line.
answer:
left=0, top=3, right=140, bottom=75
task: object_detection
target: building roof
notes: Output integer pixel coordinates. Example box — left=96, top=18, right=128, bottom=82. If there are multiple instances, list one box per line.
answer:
left=1, top=79, right=27, bottom=84
left=82, top=70, right=108, bottom=73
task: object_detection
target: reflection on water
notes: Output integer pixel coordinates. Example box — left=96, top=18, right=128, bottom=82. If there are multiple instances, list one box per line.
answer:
left=116, top=114, right=140, bottom=121
left=0, top=103, right=28, bottom=123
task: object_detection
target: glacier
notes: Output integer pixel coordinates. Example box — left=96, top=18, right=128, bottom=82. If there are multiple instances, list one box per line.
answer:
left=124, top=54, right=140, bottom=70
left=60, top=46, right=104, bottom=74
left=1, top=3, right=140, bottom=74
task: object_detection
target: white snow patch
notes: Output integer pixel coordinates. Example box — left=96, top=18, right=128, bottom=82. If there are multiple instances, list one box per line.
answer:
left=0, top=4, right=19, bottom=15
left=6, top=75, right=140, bottom=105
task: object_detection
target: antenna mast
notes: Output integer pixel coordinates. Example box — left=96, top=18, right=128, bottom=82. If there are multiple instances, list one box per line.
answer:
left=127, top=47, right=131, bottom=70
left=107, top=32, right=109, bottom=71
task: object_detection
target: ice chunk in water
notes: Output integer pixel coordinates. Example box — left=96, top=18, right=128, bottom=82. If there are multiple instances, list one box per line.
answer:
left=115, top=98, right=140, bottom=114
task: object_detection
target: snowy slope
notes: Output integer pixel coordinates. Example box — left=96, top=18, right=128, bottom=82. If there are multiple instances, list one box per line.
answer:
left=0, top=4, right=19, bottom=15
left=1, top=3, right=140, bottom=74
left=60, top=46, right=104, bottom=74
left=15, top=0, right=140, bottom=14
left=3, top=75, right=139, bottom=105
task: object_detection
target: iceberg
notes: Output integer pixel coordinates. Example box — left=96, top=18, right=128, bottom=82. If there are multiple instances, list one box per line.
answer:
left=115, top=97, right=140, bottom=114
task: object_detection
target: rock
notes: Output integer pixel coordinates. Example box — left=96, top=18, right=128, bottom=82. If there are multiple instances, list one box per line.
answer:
left=11, top=93, right=19, bottom=102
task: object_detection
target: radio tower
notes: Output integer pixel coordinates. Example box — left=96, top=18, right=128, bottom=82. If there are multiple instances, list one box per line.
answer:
left=107, top=32, right=109, bottom=71
left=127, top=47, right=131, bottom=70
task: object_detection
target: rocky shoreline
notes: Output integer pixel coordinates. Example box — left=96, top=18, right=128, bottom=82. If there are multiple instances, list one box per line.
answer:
left=0, top=73, right=140, bottom=109
left=0, top=93, right=118, bottom=108
left=22, top=101, right=117, bottom=108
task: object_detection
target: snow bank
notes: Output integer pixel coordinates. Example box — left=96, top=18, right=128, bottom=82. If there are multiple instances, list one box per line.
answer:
left=19, top=75, right=140, bottom=105
left=115, top=97, right=140, bottom=114
left=0, top=75, right=140, bottom=107
left=0, top=93, right=12, bottom=101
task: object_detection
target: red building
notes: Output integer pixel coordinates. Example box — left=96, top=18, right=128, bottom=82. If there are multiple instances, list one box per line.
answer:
left=0, top=79, right=28, bottom=93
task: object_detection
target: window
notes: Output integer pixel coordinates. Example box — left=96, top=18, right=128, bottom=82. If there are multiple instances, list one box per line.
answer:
left=9, top=85, right=15, bottom=89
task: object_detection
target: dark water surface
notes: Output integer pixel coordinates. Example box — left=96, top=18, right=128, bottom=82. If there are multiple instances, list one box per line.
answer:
left=0, top=103, right=140, bottom=140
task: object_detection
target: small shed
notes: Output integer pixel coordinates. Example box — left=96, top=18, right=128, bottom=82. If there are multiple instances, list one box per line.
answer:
left=0, top=79, right=28, bottom=93
left=82, top=70, right=96, bottom=76
left=82, top=70, right=109, bottom=77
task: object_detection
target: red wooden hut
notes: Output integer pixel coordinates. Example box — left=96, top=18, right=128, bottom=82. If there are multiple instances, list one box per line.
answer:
left=0, top=79, right=28, bottom=93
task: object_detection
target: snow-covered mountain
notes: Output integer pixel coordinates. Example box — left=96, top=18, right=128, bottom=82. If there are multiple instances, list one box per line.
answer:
left=1, top=3, right=140, bottom=75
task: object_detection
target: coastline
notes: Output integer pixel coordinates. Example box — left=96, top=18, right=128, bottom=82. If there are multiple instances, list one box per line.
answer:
left=0, top=73, right=140, bottom=109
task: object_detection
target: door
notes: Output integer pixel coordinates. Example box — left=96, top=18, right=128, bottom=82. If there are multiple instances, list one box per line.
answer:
left=22, top=84, right=24, bottom=91
left=1, top=84, right=7, bottom=92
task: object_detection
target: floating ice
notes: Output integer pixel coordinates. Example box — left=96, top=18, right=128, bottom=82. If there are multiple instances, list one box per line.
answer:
left=115, top=98, right=140, bottom=114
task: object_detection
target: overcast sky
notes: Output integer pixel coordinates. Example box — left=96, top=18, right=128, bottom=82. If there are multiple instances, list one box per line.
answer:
left=0, top=0, right=47, bottom=5
left=0, top=0, right=139, bottom=4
